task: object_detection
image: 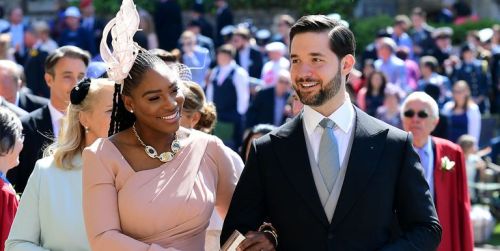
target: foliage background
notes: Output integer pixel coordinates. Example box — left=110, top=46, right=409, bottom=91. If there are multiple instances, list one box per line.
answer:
left=91, top=0, right=358, bottom=18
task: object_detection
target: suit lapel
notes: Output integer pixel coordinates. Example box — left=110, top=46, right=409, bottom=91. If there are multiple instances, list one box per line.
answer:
left=271, top=115, right=330, bottom=227
left=331, top=107, right=388, bottom=229
left=34, top=105, right=54, bottom=141
left=432, top=138, right=445, bottom=207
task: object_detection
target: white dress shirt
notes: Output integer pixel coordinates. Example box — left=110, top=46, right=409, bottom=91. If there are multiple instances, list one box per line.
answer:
left=303, top=99, right=355, bottom=168
left=238, top=45, right=251, bottom=73
left=206, top=61, right=250, bottom=115
left=6, top=155, right=90, bottom=251
left=48, top=102, right=64, bottom=139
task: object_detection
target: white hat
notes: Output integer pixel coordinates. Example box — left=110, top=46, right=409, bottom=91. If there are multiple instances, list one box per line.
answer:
left=64, top=6, right=81, bottom=18
left=478, top=28, right=493, bottom=43
left=265, top=42, right=286, bottom=53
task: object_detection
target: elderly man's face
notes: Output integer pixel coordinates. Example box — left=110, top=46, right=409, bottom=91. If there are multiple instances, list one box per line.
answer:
left=402, top=99, right=439, bottom=143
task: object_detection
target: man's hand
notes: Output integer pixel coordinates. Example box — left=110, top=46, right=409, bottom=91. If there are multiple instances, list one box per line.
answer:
left=237, top=231, right=276, bottom=251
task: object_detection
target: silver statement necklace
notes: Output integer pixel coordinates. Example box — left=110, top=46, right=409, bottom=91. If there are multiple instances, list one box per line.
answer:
left=132, top=123, right=181, bottom=162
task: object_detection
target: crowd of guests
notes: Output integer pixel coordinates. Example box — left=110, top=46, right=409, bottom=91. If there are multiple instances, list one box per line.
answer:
left=0, top=0, right=498, bottom=250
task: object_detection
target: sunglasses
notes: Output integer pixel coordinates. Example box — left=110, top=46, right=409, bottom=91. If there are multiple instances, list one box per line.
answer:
left=403, top=109, right=429, bottom=119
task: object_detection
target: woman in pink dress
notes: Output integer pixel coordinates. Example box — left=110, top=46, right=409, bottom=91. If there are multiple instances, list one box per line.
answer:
left=82, top=1, right=240, bottom=250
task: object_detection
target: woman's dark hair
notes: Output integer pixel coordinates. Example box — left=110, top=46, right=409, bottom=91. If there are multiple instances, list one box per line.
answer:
left=240, top=124, right=277, bottom=162
left=0, top=107, right=22, bottom=156
left=108, top=51, right=166, bottom=136
left=366, top=71, right=387, bottom=97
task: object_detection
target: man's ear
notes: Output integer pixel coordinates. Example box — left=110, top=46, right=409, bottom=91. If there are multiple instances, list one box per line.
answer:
left=340, top=54, right=355, bottom=76
left=44, top=73, right=53, bottom=89
left=122, top=95, right=134, bottom=113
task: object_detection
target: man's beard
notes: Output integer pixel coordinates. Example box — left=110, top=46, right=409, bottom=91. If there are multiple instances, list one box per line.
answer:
left=295, top=66, right=342, bottom=107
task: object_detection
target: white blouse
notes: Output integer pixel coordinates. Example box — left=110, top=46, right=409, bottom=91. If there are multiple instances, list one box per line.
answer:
left=6, top=155, right=90, bottom=251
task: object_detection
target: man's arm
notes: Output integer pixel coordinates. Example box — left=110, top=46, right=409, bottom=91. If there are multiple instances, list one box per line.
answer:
left=381, top=134, right=442, bottom=251
left=221, top=140, right=266, bottom=245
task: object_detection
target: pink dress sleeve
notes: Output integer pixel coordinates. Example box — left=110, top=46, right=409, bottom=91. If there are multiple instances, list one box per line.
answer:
left=82, top=140, right=169, bottom=251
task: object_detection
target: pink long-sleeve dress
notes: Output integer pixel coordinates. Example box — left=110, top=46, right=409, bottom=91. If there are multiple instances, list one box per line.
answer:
left=82, top=129, right=239, bottom=251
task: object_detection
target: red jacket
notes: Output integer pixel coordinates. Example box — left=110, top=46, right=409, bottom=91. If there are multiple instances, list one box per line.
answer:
left=432, top=137, right=474, bottom=251
left=0, top=179, right=18, bottom=250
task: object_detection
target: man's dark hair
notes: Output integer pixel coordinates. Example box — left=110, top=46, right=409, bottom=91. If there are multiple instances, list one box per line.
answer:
left=44, top=45, right=90, bottom=76
left=289, top=15, right=356, bottom=59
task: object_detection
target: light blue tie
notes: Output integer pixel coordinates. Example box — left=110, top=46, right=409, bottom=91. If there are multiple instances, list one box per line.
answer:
left=318, top=118, right=340, bottom=193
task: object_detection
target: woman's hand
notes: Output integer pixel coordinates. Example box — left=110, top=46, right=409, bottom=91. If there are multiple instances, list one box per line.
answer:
left=237, top=231, right=276, bottom=251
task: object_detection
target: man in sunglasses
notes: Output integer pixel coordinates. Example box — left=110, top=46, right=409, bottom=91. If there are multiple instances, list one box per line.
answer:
left=401, top=92, right=473, bottom=251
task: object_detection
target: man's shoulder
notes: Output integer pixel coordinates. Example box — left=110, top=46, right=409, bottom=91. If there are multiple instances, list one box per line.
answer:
left=355, top=107, right=408, bottom=139
left=21, top=105, right=48, bottom=127
left=432, top=136, right=462, bottom=153
left=22, top=92, right=49, bottom=106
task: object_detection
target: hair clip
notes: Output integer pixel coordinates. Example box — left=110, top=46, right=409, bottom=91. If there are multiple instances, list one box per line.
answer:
left=70, top=78, right=91, bottom=105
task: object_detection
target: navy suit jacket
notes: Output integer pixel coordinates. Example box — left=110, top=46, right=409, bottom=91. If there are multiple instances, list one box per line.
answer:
left=17, top=91, right=48, bottom=113
left=222, top=107, right=442, bottom=250
left=235, top=47, right=263, bottom=79
left=246, top=87, right=289, bottom=128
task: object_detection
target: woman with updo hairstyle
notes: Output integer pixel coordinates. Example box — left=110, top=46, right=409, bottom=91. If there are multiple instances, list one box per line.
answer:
left=6, top=78, right=114, bottom=250
left=82, top=1, right=240, bottom=250
left=180, top=81, right=217, bottom=133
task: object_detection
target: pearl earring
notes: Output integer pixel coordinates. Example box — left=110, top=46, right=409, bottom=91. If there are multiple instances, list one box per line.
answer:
left=85, top=127, right=89, bottom=133
left=130, top=110, right=134, bottom=113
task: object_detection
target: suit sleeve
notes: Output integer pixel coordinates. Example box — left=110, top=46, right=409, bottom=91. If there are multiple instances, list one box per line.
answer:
left=221, top=140, right=266, bottom=245
left=381, top=134, right=442, bottom=251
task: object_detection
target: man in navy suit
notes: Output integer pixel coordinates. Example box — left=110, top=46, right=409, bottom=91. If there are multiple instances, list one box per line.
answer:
left=8, top=46, right=89, bottom=193
left=222, top=15, right=441, bottom=250
left=232, top=27, right=264, bottom=80
left=246, top=69, right=291, bottom=128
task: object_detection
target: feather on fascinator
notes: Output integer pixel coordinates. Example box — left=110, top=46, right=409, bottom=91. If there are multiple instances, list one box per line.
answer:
left=100, top=0, right=192, bottom=89
left=99, top=0, right=141, bottom=85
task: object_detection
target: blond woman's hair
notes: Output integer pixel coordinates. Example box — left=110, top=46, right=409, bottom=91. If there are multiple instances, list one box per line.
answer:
left=45, top=78, right=115, bottom=170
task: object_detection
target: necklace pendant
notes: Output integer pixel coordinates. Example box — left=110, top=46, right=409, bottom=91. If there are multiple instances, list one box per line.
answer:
left=145, top=145, right=158, bottom=158
left=171, top=139, right=181, bottom=153
left=158, top=152, right=174, bottom=162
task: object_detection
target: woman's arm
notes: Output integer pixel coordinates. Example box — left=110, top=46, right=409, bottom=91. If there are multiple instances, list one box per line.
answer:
left=82, top=145, right=168, bottom=251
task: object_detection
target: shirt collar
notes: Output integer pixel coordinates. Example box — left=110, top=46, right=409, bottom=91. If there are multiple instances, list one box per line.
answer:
left=0, top=171, right=9, bottom=184
left=417, top=137, right=433, bottom=155
left=48, top=101, right=65, bottom=123
left=303, top=97, right=354, bottom=137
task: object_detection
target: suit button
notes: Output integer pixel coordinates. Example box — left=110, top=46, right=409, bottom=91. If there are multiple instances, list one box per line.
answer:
left=328, top=233, right=334, bottom=239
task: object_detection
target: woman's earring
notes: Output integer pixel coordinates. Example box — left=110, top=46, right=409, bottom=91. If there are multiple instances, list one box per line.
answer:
left=130, top=110, right=134, bottom=113
left=85, top=127, right=89, bottom=133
